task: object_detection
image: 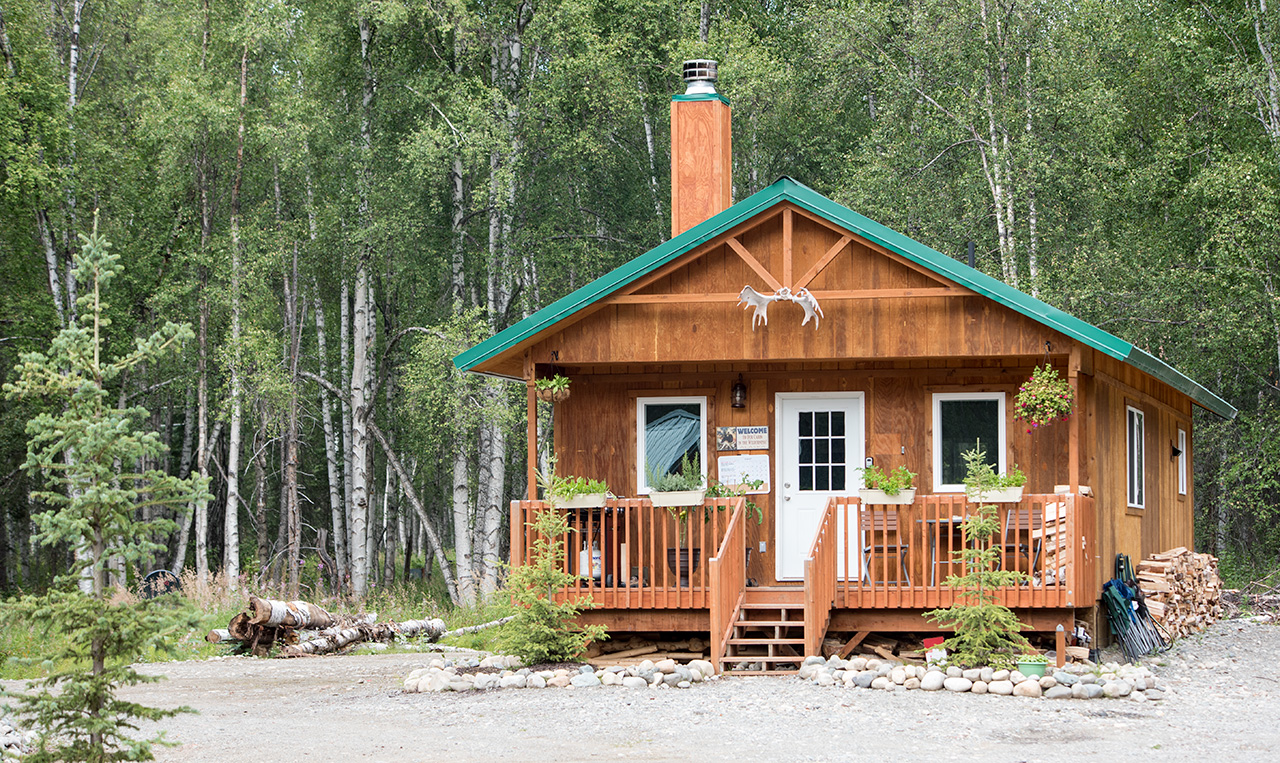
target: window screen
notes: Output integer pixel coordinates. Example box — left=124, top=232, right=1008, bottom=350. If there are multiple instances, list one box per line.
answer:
left=937, top=398, right=1000, bottom=487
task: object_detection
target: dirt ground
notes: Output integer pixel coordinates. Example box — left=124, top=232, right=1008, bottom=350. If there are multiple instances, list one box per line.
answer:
left=8, top=619, right=1280, bottom=762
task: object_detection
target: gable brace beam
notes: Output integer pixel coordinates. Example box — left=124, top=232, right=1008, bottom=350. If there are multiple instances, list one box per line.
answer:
left=727, top=237, right=783, bottom=292
left=783, top=208, right=794, bottom=287
left=607, top=287, right=972, bottom=304
left=795, top=236, right=852, bottom=290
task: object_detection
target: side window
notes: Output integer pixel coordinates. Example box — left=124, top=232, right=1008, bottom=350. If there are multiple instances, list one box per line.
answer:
left=1178, top=427, right=1187, bottom=496
left=932, top=393, right=1006, bottom=492
left=1127, top=406, right=1145, bottom=508
left=636, top=397, right=707, bottom=493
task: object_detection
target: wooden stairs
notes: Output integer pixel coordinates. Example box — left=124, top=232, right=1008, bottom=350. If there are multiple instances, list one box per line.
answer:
left=718, top=587, right=808, bottom=676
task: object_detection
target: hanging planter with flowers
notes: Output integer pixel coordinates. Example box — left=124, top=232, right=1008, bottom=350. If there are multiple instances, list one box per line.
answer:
left=1014, top=364, right=1075, bottom=433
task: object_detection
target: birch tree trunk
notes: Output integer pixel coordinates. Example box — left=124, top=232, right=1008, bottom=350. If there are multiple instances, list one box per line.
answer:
left=348, top=14, right=377, bottom=596
left=224, top=42, right=250, bottom=587
left=313, top=280, right=347, bottom=584
left=195, top=274, right=210, bottom=584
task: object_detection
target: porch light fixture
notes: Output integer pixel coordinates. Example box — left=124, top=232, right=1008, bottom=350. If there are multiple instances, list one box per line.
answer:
left=731, top=375, right=747, bottom=408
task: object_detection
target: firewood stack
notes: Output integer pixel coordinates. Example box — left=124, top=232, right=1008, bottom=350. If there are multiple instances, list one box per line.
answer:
left=1135, top=547, right=1222, bottom=639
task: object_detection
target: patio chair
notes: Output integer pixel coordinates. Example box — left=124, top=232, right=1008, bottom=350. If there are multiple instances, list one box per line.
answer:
left=998, top=508, right=1044, bottom=573
left=860, top=509, right=911, bottom=585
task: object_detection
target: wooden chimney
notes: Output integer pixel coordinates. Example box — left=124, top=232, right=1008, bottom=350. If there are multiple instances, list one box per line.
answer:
left=671, top=60, right=732, bottom=237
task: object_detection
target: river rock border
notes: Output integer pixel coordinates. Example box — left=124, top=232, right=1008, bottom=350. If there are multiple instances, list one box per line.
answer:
left=796, top=655, right=1166, bottom=701
left=403, top=654, right=719, bottom=693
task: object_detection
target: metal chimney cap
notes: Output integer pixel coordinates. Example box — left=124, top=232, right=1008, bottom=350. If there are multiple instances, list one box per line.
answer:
left=682, top=59, right=718, bottom=94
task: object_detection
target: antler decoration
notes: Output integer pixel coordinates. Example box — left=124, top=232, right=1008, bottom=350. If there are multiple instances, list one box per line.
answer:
left=738, top=286, right=824, bottom=331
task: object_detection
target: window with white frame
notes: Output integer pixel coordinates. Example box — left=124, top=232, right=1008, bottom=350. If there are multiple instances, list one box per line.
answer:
left=1178, top=427, right=1187, bottom=496
left=636, top=396, right=707, bottom=493
left=932, top=392, right=1006, bottom=492
left=1127, top=406, right=1145, bottom=508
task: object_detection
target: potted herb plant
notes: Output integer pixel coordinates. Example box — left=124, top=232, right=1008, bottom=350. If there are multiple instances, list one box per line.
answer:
left=962, top=446, right=1027, bottom=504
left=706, top=475, right=766, bottom=526
left=647, top=453, right=706, bottom=508
left=858, top=465, right=917, bottom=505
left=535, top=374, right=571, bottom=403
left=537, top=457, right=608, bottom=509
left=1016, top=653, right=1049, bottom=677
left=1014, top=364, right=1075, bottom=433
left=648, top=455, right=706, bottom=586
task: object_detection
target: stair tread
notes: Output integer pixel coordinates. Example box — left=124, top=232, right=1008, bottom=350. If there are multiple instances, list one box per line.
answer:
left=734, top=619, right=803, bottom=627
left=719, top=655, right=805, bottom=663
left=721, top=670, right=799, bottom=676
left=727, top=638, right=805, bottom=646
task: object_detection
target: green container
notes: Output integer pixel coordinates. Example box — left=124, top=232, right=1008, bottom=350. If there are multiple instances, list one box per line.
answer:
left=1017, top=660, right=1048, bottom=677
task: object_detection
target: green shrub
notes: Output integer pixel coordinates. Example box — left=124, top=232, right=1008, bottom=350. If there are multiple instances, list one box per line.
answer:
left=498, top=508, right=607, bottom=663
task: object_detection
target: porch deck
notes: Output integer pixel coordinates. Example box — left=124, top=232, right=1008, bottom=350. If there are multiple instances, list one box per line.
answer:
left=510, top=492, right=1098, bottom=668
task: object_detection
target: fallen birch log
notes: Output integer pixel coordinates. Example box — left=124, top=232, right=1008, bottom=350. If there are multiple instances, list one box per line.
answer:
left=248, top=595, right=335, bottom=629
left=206, top=629, right=236, bottom=644
left=281, top=615, right=514, bottom=657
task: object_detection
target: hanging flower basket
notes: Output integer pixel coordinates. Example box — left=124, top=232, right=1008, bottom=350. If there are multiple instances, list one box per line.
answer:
left=536, top=387, right=570, bottom=403
left=1014, top=364, right=1075, bottom=433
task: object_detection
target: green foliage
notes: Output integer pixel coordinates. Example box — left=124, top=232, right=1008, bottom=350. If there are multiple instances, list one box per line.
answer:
left=706, top=475, right=766, bottom=525
left=1014, top=365, right=1076, bottom=433
left=534, top=374, right=570, bottom=394
left=859, top=465, right=916, bottom=495
left=648, top=453, right=703, bottom=493
left=536, top=455, right=608, bottom=501
left=925, top=446, right=1032, bottom=670
left=499, top=508, right=607, bottom=663
left=1, top=227, right=209, bottom=761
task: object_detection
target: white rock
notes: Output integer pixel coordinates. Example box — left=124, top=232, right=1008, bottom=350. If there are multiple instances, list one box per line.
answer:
left=639, top=659, right=655, bottom=673
left=817, top=672, right=836, bottom=687
left=600, top=671, right=622, bottom=686
left=621, top=676, right=648, bottom=689
left=1038, top=675, right=1057, bottom=689
left=1013, top=679, right=1043, bottom=697
left=971, top=680, right=988, bottom=694
left=920, top=672, right=946, bottom=691
left=1010, top=670, right=1027, bottom=684
left=980, top=667, right=995, bottom=683
left=961, top=668, right=982, bottom=682
left=890, top=667, right=907, bottom=685
left=991, top=669, right=1010, bottom=682
left=655, top=659, right=677, bottom=673
left=904, top=677, right=921, bottom=690
left=943, top=676, right=973, bottom=692
left=946, top=666, right=963, bottom=678
left=871, top=676, right=891, bottom=690
left=988, top=680, right=1015, bottom=696
left=527, top=674, right=547, bottom=689
left=850, top=657, right=868, bottom=671
left=500, top=674, right=527, bottom=689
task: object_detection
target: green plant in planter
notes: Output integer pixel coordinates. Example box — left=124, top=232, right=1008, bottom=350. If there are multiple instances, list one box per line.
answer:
left=536, top=455, right=607, bottom=501
left=534, top=374, right=570, bottom=394
left=1018, top=653, right=1049, bottom=664
left=997, top=465, right=1028, bottom=489
left=925, top=446, right=1032, bottom=669
left=648, top=454, right=705, bottom=545
left=960, top=444, right=1026, bottom=498
left=1014, top=364, right=1075, bottom=433
left=859, top=464, right=917, bottom=495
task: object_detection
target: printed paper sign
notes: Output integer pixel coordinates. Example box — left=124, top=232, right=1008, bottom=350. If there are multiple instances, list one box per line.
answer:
left=717, top=455, right=770, bottom=494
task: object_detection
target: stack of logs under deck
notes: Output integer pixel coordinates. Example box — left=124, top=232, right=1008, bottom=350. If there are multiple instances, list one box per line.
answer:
left=1136, top=547, right=1222, bottom=639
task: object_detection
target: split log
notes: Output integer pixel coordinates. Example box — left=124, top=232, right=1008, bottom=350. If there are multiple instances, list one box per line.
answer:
left=1136, top=548, right=1221, bottom=639
left=248, top=595, right=335, bottom=629
left=228, top=612, right=253, bottom=641
left=206, top=629, right=236, bottom=644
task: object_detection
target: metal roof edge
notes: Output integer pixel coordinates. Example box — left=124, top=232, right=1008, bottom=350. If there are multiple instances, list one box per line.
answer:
left=671, top=92, right=731, bottom=106
left=1123, top=347, right=1238, bottom=419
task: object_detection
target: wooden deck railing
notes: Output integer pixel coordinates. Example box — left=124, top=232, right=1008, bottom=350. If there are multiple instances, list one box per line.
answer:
left=708, top=498, right=747, bottom=672
left=824, top=492, right=1096, bottom=610
left=509, top=497, right=741, bottom=609
left=803, top=498, right=838, bottom=657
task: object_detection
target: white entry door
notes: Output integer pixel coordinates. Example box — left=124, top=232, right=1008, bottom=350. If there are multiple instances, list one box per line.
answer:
left=775, top=393, right=865, bottom=581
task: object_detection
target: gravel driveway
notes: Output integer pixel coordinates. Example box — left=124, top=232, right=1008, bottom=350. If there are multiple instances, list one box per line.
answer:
left=9, top=618, right=1279, bottom=762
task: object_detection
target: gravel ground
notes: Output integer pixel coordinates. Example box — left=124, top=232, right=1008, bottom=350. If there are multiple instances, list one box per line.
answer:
left=6, top=619, right=1280, bottom=762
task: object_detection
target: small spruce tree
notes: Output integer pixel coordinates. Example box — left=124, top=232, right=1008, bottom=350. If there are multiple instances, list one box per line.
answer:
left=924, top=445, right=1032, bottom=669
left=2, top=223, right=209, bottom=762
left=499, top=507, right=608, bottom=663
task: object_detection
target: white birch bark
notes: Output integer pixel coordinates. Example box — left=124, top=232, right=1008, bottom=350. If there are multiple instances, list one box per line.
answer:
left=224, top=42, right=250, bottom=588
left=313, top=281, right=347, bottom=582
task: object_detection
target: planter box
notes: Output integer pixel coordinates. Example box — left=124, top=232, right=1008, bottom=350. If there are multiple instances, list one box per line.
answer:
left=552, top=492, right=607, bottom=509
left=648, top=489, right=706, bottom=507
left=969, top=486, right=1024, bottom=504
left=858, top=488, right=917, bottom=505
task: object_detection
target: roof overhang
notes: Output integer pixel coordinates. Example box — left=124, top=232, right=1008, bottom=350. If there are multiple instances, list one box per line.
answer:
left=455, top=177, right=1237, bottom=420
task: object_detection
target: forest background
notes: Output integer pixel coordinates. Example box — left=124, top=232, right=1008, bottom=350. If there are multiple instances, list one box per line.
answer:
left=2, top=0, right=1279, bottom=607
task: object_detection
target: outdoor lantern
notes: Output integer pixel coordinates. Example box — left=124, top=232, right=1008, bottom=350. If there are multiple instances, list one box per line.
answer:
left=731, top=374, right=747, bottom=408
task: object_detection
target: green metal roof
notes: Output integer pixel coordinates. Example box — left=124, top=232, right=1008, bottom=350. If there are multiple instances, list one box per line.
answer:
left=671, top=92, right=732, bottom=106
left=455, top=177, right=1237, bottom=420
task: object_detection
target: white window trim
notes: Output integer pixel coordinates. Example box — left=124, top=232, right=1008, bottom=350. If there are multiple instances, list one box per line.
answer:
left=932, top=392, right=1007, bottom=493
left=1127, top=405, right=1145, bottom=509
left=636, top=396, right=708, bottom=494
left=1178, top=427, right=1188, bottom=496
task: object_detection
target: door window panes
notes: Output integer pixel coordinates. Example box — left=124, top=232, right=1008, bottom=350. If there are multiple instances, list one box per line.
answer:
left=797, top=410, right=846, bottom=492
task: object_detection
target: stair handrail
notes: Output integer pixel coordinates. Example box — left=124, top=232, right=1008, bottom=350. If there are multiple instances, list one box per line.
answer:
left=708, top=496, right=747, bottom=673
left=803, top=497, right=841, bottom=658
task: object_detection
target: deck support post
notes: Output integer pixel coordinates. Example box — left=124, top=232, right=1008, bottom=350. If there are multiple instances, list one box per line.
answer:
left=1068, top=345, right=1082, bottom=492
left=525, top=352, right=537, bottom=502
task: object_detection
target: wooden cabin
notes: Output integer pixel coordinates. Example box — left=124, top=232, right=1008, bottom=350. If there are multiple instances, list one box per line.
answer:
left=455, top=60, right=1236, bottom=674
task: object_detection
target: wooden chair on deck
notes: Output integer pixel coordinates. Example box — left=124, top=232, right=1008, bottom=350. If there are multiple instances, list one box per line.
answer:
left=998, top=508, right=1044, bottom=573
left=860, top=509, right=911, bottom=586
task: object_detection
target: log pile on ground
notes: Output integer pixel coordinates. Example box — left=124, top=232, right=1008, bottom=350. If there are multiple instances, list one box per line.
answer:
left=207, top=595, right=511, bottom=657
left=1136, top=547, right=1222, bottom=639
